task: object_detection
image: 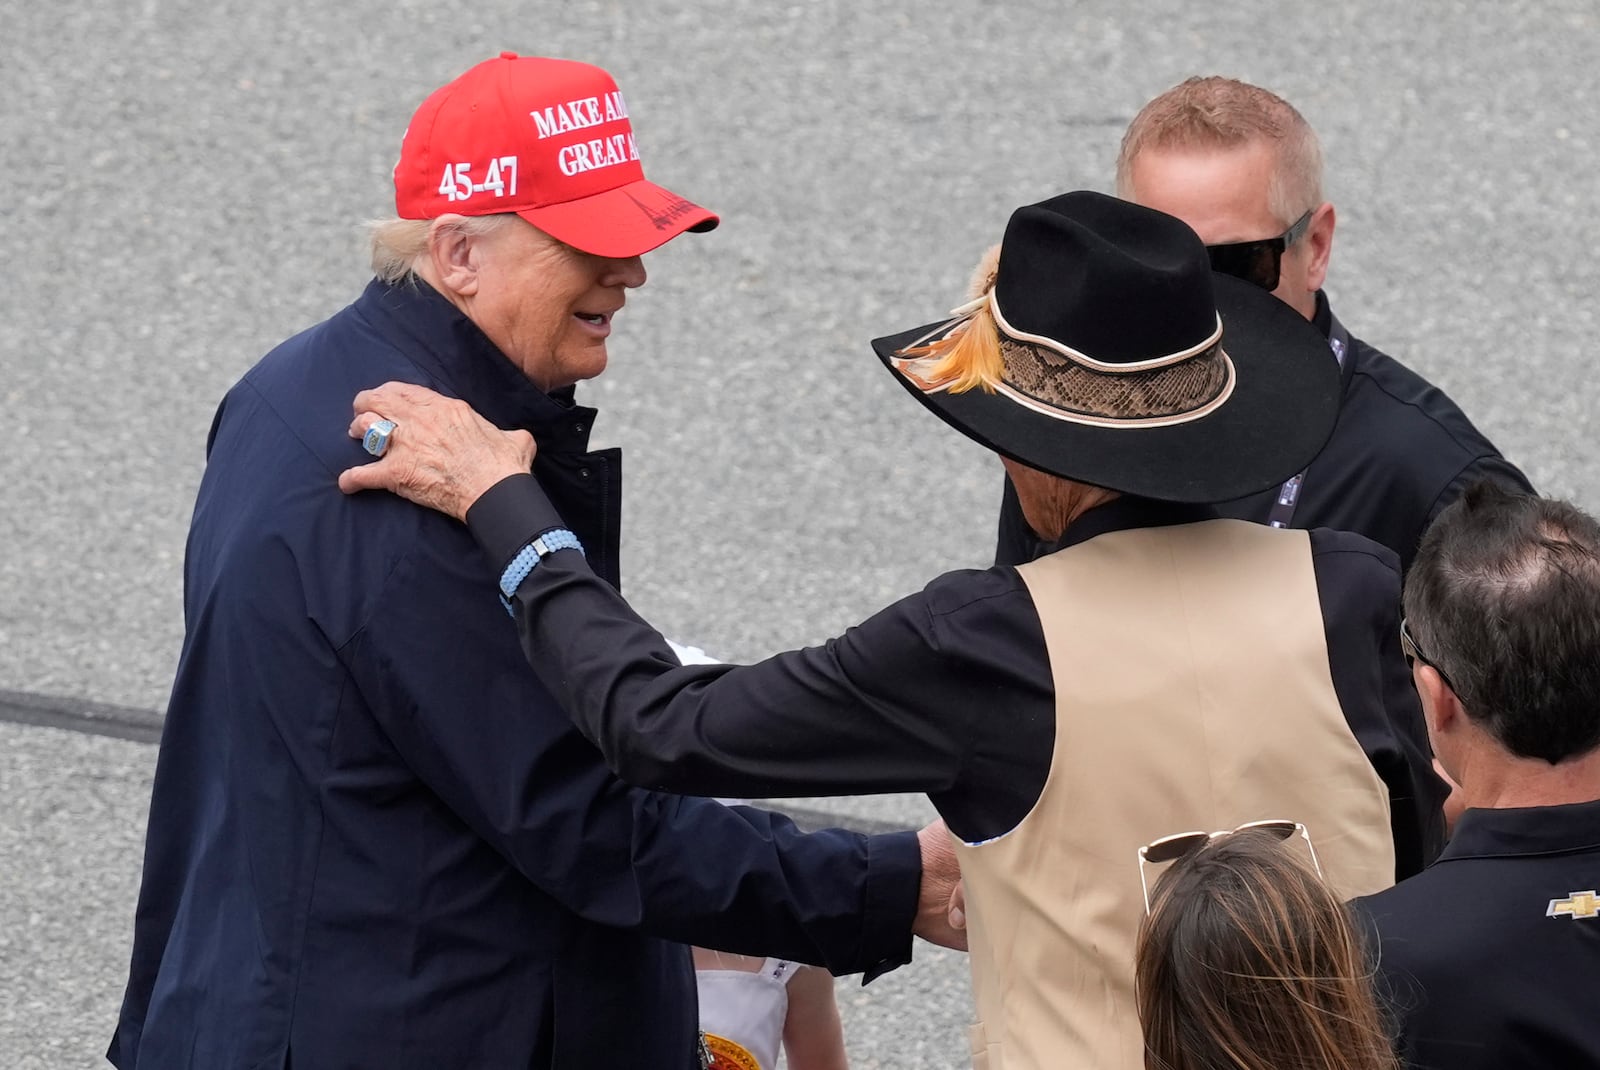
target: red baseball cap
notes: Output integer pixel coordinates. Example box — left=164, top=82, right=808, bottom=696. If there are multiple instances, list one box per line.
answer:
left=393, top=52, right=718, bottom=258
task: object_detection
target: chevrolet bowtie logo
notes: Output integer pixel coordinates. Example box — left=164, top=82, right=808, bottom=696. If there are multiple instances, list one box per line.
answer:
left=1547, top=890, right=1600, bottom=920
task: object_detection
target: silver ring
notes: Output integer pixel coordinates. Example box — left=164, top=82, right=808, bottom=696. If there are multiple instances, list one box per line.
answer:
left=363, top=419, right=397, bottom=458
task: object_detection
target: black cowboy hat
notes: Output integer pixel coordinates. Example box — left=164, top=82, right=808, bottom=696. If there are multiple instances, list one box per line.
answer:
left=872, top=191, right=1340, bottom=504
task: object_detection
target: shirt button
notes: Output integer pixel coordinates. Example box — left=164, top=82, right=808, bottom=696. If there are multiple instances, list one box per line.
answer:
left=579, top=467, right=591, bottom=479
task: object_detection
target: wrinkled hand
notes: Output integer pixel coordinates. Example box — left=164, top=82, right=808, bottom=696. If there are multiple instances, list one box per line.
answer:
left=913, top=820, right=968, bottom=952
left=338, top=382, right=535, bottom=522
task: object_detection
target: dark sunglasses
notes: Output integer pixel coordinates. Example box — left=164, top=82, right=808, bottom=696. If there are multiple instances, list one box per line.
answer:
left=1205, top=209, right=1314, bottom=292
left=1399, top=617, right=1457, bottom=692
left=1137, top=819, right=1321, bottom=913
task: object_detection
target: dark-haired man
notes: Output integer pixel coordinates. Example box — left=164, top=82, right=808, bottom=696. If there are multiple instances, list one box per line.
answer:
left=997, top=77, right=1533, bottom=575
left=1355, top=483, right=1600, bottom=1069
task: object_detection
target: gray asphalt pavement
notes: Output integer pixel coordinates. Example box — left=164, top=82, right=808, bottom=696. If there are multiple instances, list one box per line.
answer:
left=3, top=1, right=1598, bottom=1066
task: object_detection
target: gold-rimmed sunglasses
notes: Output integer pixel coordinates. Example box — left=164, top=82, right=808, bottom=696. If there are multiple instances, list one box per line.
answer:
left=1137, top=819, right=1323, bottom=913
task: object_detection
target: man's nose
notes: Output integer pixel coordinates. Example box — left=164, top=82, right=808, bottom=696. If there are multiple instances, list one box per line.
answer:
left=603, top=256, right=647, bottom=289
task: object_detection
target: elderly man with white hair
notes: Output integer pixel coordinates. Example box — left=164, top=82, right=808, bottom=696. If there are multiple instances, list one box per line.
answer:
left=109, top=52, right=959, bottom=1070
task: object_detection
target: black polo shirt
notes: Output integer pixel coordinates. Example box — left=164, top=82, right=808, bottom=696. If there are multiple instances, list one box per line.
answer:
left=996, top=294, right=1534, bottom=575
left=1354, top=798, right=1600, bottom=1069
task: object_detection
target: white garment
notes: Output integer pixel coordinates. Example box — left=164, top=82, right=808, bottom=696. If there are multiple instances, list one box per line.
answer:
left=674, top=642, right=793, bottom=1067
left=667, top=638, right=721, bottom=666
left=696, top=957, right=798, bottom=1070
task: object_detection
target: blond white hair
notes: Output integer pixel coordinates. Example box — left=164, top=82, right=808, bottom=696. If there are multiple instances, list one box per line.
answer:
left=366, top=214, right=518, bottom=284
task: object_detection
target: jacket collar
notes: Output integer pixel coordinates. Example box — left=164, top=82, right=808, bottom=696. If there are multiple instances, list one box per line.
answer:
left=1312, top=288, right=1334, bottom=339
left=1438, top=797, right=1600, bottom=862
left=1313, top=290, right=1359, bottom=399
left=356, top=278, right=598, bottom=453
left=1042, top=495, right=1219, bottom=554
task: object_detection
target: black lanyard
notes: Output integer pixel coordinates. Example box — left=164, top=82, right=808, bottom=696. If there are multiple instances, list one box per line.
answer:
left=1266, top=314, right=1350, bottom=529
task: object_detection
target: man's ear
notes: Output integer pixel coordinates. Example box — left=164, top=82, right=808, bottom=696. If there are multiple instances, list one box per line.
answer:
left=427, top=219, right=481, bottom=298
left=1301, top=202, right=1335, bottom=294
left=1414, top=662, right=1462, bottom=739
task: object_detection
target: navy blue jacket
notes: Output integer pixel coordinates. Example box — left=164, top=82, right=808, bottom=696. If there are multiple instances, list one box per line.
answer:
left=108, top=280, right=922, bottom=1070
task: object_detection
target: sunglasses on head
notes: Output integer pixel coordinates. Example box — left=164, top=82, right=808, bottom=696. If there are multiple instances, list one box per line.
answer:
left=1137, top=819, right=1322, bottom=913
left=1205, top=209, right=1314, bottom=292
left=1400, top=617, right=1457, bottom=692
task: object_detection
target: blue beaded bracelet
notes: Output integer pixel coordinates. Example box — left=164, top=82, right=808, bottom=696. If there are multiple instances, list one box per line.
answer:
left=498, top=528, right=585, bottom=614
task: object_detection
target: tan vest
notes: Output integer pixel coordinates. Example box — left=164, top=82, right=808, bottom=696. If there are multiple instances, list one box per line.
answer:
left=955, top=520, right=1395, bottom=1070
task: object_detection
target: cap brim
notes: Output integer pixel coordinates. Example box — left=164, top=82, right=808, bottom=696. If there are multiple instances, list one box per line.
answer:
left=871, top=273, right=1342, bottom=504
left=517, top=178, right=718, bottom=258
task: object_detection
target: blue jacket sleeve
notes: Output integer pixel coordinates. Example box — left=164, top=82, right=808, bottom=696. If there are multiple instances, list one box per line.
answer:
left=344, top=503, right=921, bottom=980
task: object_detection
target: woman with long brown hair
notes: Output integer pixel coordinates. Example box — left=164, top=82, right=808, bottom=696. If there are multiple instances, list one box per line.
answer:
left=1136, top=826, right=1399, bottom=1070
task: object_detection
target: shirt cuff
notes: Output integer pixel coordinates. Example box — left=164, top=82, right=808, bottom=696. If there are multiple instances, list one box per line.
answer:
left=464, top=473, right=567, bottom=573
left=858, top=830, right=921, bottom=984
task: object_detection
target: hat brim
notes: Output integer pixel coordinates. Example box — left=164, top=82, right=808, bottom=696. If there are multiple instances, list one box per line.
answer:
left=871, top=273, right=1342, bottom=504
left=517, top=178, right=718, bottom=258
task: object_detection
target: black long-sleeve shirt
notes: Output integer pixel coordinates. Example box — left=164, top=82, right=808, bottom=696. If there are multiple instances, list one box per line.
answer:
left=469, top=479, right=1445, bottom=874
